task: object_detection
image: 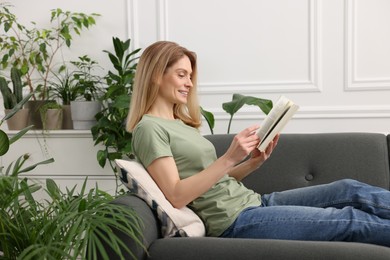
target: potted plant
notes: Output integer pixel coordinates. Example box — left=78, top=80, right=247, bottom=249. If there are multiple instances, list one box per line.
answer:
left=91, top=37, right=141, bottom=191
left=0, top=3, right=99, bottom=129
left=0, top=95, right=145, bottom=259
left=0, top=67, right=30, bottom=130
left=70, top=55, right=105, bottom=130
left=48, top=69, right=79, bottom=129
left=39, top=101, right=63, bottom=130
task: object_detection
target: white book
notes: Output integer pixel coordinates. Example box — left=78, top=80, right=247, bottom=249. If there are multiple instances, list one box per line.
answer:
left=256, top=96, right=299, bottom=152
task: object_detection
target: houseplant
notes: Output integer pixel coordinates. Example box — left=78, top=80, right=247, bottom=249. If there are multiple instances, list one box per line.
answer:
left=48, top=69, right=79, bottom=129
left=91, top=37, right=141, bottom=187
left=0, top=3, right=99, bottom=128
left=0, top=67, right=29, bottom=130
left=201, top=93, right=273, bottom=134
left=39, top=101, right=63, bottom=130
left=0, top=88, right=145, bottom=259
left=70, top=55, right=105, bottom=130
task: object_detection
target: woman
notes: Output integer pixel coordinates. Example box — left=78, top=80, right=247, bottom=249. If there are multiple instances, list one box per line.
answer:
left=127, top=41, right=390, bottom=246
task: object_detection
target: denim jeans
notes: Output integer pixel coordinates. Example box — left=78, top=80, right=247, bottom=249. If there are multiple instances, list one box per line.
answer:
left=220, top=179, right=390, bottom=246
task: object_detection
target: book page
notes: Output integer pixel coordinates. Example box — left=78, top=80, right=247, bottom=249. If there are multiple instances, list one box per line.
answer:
left=256, top=96, right=291, bottom=140
left=256, top=96, right=299, bottom=152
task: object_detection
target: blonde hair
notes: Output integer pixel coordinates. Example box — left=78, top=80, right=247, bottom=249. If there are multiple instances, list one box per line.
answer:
left=126, top=41, right=201, bottom=131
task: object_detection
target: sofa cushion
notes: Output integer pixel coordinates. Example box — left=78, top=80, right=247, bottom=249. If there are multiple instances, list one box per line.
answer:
left=115, top=159, right=205, bottom=238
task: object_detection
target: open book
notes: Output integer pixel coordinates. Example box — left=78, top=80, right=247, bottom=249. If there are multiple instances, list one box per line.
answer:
left=256, top=96, right=299, bottom=152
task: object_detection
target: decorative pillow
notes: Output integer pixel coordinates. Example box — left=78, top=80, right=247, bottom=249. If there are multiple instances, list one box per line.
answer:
left=115, top=159, right=206, bottom=238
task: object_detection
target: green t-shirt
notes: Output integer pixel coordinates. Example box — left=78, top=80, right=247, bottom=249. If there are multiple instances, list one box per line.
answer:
left=132, top=115, right=261, bottom=236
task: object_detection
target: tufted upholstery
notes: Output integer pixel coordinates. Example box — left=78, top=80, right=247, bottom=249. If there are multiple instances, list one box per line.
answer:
left=100, top=133, right=390, bottom=260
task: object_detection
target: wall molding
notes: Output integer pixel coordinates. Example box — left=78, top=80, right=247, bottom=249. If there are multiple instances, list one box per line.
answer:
left=157, top=0, right=322, bottom=95
left=207, top=104, right=390, bottom=120
left=344, top=0, right=390, bottom=91
left=199, top=0, right=322, bottom=94
left=126, top=0, right=140, bottom=50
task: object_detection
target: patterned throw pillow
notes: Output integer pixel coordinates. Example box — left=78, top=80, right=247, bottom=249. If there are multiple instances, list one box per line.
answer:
left=115, top=159, right=206, bottom=237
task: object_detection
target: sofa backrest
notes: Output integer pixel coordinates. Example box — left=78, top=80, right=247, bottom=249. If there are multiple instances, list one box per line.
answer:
left=205, top=133, right=390, bottom=195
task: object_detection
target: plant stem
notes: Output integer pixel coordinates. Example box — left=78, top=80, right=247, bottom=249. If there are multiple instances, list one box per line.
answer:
left=227, top=115, right=233, bottom=134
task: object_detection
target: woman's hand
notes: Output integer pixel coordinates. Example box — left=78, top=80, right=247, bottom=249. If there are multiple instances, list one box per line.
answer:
left=227, top=134, right=280, bottom=181
left=222, top=125, right=261, bottom=165
left=248, top=134, right=279, bottom=169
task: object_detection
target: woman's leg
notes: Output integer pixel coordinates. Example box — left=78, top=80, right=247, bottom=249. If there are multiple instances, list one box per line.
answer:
left=261, top=179, right=390, bottom=219
left=220, top=205, right=390, bottom=246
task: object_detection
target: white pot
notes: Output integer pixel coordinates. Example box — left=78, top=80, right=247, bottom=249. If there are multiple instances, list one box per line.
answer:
left=70, top=101, right=102, bottom=130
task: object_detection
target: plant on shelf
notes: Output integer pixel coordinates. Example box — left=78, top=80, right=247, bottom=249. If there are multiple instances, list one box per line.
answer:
left=0, top=67, right=30, bottom=130
left=39, top=101, right=63, bottom=130
left=0, top=89, right=145, bottom=259
left=91, top=37, right=141, bottom=192
left=0, top=67, right=24, bottom=110
left=0, top=3, right=100, bottom=101
left=71, top=55, right=104, bottom=102
left=201, top=94, right=273, bottom=134
left=48, top=69, right=79, bottom=129
left=70, top=55, right=105, bottom=130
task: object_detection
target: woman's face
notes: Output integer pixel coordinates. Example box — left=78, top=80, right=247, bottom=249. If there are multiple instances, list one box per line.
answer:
left=158, top=55, right=193, bottom=105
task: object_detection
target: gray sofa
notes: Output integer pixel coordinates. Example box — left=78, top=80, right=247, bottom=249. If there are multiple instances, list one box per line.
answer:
left=105, top=133, right=390, bottom=259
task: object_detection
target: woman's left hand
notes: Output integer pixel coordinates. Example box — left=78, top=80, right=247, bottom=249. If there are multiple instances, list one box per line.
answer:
left=248, top=134, right=280, bottom=169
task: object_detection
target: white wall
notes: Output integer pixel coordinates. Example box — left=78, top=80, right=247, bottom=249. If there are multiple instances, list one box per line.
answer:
left=1, top=0, right=390, bottom=194
left=2, top=0, right=390, bottom=134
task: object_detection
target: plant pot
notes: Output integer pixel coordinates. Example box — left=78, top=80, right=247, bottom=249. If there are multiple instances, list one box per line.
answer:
left=41, top=108, right=63, bottom=130
left=5, top=108, right=30, bottom=130
left=70, top=101, right=101, bottom=130
left=25, top=100, right=55, bottom=129
left=62, top=105, right=73, bottom=129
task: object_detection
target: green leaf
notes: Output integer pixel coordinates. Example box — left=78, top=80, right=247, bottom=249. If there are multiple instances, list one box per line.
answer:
left=0, top=129, right=10, bottom=156
left=9, top=125, right=34, bottom=145
left=97, top=150, right=107, bottom=168
left=222, top=93, right=273, bottom=116
left=200, top=107, right=214, bottom=135
left=222, top=94, right=273, bottom=133
left=18, top=158, right=54, bottom=174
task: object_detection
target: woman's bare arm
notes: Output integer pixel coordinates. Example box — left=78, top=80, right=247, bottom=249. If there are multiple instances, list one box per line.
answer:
left=147, top=125, right=260, bottom=208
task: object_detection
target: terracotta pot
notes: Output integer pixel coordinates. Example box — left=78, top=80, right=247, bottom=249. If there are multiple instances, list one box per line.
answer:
left=62, top=105, right=73, bottom=129
left=5, top=108, right=30, bottom=130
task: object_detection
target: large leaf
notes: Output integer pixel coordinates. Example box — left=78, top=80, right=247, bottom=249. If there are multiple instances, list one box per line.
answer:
left=0, top=129, right=9, bottom=156
left=222, top=93, right=273, bottom=116
left=222, top=94, right=273, bottom=133
left=1, top=92, right=33, bottom=123
left=200, top=106, right=214, bottom=135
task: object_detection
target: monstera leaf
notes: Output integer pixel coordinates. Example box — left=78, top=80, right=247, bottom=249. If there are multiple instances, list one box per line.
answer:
left=222, top=94, right=273, bottom=133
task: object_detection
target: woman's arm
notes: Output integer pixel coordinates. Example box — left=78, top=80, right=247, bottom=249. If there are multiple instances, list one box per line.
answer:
left=228, top=134, right=279, bottom=181
left=147, top=125, right=260, bottom=208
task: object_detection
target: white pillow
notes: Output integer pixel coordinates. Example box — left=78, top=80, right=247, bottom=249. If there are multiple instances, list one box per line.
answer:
left=115, top=159, right=206, bottom=238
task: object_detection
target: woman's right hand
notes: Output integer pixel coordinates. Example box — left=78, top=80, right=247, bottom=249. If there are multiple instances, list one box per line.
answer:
left=222, top=125, right=261, bottom=165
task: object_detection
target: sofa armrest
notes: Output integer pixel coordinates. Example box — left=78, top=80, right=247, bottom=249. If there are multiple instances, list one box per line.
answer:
left=101, top=194, right=160, bottom=259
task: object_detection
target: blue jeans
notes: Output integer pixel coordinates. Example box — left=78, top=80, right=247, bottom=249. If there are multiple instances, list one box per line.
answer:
left=220, top=179, right=390, bottom=246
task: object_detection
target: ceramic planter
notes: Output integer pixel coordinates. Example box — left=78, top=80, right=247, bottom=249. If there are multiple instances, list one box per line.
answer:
left=70, top=100, right=101, bottom=130
left=5, top=108, right=30, bottom=130
left=41, top=108, right=63, bottom=130
left=25, top=100, right=55, bottom=129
